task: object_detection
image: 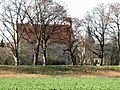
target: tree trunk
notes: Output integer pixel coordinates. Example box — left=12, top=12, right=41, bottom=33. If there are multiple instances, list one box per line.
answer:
left=35, top=51, right=39, bottom=65
left=100, top=53, right=104, bottom=66
left=6, top=47, right=18, bottom=65
left=33, top=53, right=36, bottom=65
left=100, top=44, right=104, bottom=66
left=34, top=41, right=40, bottom=65
left=41, top=40, right=47, bottom=66
left=13, top=55, right=18, bottom=66
left=42, top=52, right=45, bottom=66
left=15, top=49, right=19, bottom=65
left=70, top=53, right=77, bottom=65
left=110, top=55, right=114, bottom=65
left=100, top=57, right=103, bottom=66
left=43, top=49, right=47, bottom=65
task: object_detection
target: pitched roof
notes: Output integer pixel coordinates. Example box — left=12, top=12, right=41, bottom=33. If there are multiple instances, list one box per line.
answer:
left=17, top=23, right=74, bottom=44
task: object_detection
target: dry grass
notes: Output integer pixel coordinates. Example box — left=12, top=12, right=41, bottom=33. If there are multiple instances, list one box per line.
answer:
left=0, top=66, right=120, bottom=77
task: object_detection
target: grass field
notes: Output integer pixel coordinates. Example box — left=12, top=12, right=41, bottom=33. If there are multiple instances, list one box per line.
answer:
left=0, top=65, right=120, bottom=90
left=0, top=77, right=120, bottom=90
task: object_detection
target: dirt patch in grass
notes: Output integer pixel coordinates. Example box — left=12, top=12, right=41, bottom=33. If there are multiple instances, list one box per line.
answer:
left=0, top=69, right=50, bottom=77
left=96, top=70, right=120, bottom=77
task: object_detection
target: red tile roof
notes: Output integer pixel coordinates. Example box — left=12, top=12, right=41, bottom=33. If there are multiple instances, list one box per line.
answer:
left=17, top=23, right=73, bottom=44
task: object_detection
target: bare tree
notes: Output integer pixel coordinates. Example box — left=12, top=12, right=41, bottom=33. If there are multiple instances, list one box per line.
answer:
left=91, top=4, right=111, bottom=65
left=80, top=12, right=96, bottom=65
left=23, top=0, right=67, bottom=65
left=62, top=18, right=81, bottom=65
left=108, top=3, right=120, bottom=65
left=82, top=4, right=111, bottom=66
left=0, top=0, right=26, bottom=65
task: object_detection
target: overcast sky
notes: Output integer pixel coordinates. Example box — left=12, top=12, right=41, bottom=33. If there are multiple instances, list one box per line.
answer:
left=54, top=0, right=120, bottom=19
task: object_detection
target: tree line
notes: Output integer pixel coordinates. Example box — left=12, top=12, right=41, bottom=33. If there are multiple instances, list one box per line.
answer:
left=0, top=0, right=68, bottom=65
left=0, top=0, right=120, bottom=66
left=79, top=3, right=120, bottom=66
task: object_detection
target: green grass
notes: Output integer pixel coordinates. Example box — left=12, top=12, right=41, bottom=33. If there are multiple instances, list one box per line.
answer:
left=0, top=77, right=120, bottom=90
left=0, top=66, right=120, bottom=89
left=0, top=65, right=120, bottom=75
